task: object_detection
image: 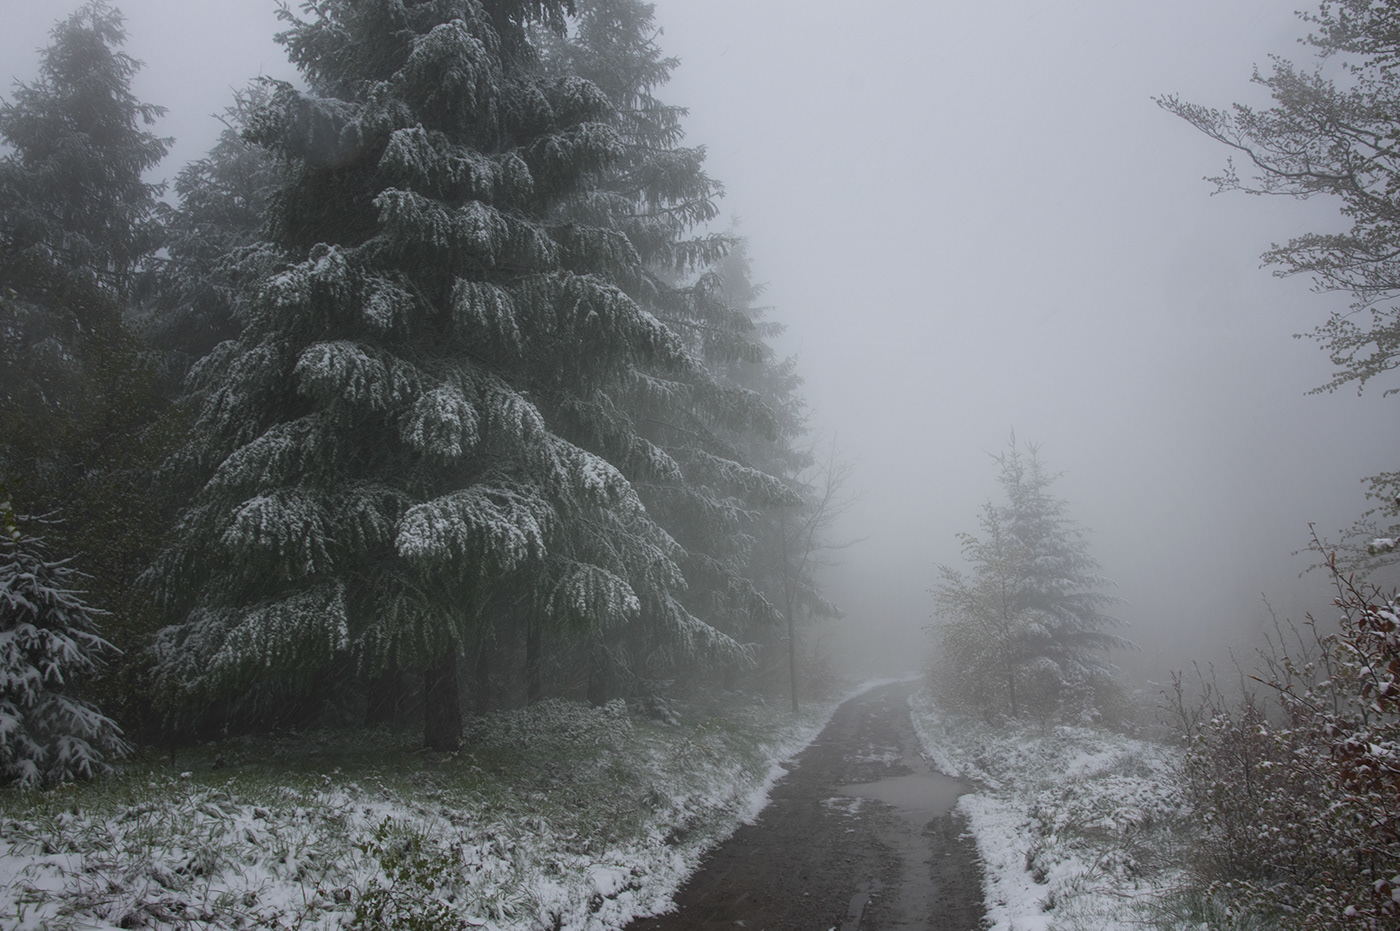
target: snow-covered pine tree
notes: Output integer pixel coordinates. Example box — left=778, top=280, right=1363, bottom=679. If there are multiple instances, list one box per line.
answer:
left=0, top=2, right=171, bottom=666
left=707, top=242, right=845, bottom=704
left=146, top=85, right=286, bottom=385
left=149, top=0, right=745, bottom=748
left=536, top=1, right=802, bottom=698
left=0, top=500, right=126, bottom=788
left=999, top=442, right=1127, bottom=709
left=634, top=265, right=800, bottom=684
left=933, top=439, right=1126, bottom=719
left=933, top=500, right=1026, bottom=716
left=0, top=1, right=168, bottom=307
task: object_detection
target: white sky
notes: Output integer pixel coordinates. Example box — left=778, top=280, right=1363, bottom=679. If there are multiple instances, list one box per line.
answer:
left=4, top=0, right=1394, bottom=680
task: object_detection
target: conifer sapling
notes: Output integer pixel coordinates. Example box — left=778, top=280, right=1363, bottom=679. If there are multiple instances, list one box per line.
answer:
left=0, top=499, right=125, bottom=788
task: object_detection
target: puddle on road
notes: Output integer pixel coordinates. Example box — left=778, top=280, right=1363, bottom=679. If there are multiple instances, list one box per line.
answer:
left=837, top=772, right=969, bottom=820
left=821, top=795, right=868, bottom=815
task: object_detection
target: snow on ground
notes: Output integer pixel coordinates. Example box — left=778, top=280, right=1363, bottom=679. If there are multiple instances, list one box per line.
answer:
left=909, top=688, right=1190, bottom=931
left=1, top=692, right=844, bottom=931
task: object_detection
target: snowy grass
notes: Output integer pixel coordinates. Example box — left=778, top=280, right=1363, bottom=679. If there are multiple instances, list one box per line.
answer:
left=909, top=688, right=1197, bottom=931
left=0, top=693, right=839, bottom=930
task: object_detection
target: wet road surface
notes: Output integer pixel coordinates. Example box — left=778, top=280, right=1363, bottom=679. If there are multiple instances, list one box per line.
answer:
left=626, top=681, right=985, bottom=931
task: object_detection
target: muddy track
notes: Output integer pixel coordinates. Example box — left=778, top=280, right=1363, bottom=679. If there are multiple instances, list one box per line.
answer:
left=627, top=681, right=985, bottom=931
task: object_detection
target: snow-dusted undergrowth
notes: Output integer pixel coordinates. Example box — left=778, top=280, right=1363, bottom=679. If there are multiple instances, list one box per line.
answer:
left=909, top=688, right=1190, bottom=931
left=1, top=694, right=838, bottom=930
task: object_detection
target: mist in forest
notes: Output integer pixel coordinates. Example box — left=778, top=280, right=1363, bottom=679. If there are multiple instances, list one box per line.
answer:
left=3, top=0, right=1392, bottom=691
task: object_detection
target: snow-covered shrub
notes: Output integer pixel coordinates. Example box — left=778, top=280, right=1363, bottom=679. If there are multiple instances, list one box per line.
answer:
left=467, top=697, right=632, bottom=753
left=1172, top=560, right=1400, bottom=929
left=1142, top=891, right=1285, bottom=931
left=352, top=819, right=468, bottom=931
left=0, top=503, right=125, bottom=787
left=910, top=687, right=1190, bottom=930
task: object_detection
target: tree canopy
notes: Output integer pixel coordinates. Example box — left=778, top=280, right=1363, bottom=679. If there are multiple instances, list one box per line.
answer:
left=1158, top=0, right=1400, bottom=570
left=0, top=0, right=835, bottom=778
left=139, top=0, right=822, bottom=750
left=0, top=2, right=172, bottom=715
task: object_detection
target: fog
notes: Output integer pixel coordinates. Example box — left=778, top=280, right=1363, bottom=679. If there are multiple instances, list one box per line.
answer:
left=646, top=0, right=1398, bottom=681
left=5, top=0, right=1393, bottom=684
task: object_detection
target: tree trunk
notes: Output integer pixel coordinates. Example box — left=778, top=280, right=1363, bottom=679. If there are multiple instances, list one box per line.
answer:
left=473, top=642, right=491, bottom=717
left=364, top=651, right=401, bottom=726
left=781, top=512, right=799, bottom=713
left=786, top=607, right=799, bottom=713
left=424, top=650, right=461, bottom=751
left=587, top=643, right=608, bottom=707
left=525, top=617, right=542, bottom=704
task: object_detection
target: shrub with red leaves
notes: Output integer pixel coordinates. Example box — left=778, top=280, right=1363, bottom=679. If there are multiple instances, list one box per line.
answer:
left=1175, top=557, right=1400, bottom=929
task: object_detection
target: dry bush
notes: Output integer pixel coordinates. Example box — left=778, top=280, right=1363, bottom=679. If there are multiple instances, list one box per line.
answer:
left=1169, top=558, right=1400, bottom=929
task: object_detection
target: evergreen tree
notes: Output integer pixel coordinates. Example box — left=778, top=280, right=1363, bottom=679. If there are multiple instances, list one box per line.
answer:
left=0, top=499, right=125, bottom=788
left=149, top=0, right=748, bottom=747
left=706, top=242, right=846, bottom=704
left=0, top=1, right=171, bottom=663
left=932, top=439, right=1125, bottom=719
left=539, top=2, right=802, bottom=700
left=145, top=84, right=285, bottom=383
left=932, top=498, right=1024, bottom=715
left=0, top=1, right=168, bottom=305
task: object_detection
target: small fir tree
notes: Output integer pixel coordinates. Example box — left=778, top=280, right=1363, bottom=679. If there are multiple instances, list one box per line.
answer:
left=932, top=439, right=1126, bottom=719
left=0, top=500, right=125, bottom=788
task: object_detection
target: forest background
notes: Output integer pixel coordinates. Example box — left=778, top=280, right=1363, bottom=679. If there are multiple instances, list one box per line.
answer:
left=4, top=1, right=1400, bottom=928
left=5, top=0, right=1394, bottom=693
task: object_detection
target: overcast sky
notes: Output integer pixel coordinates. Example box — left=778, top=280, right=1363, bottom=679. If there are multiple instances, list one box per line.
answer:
left=5, top=0, right=1394, bottom=681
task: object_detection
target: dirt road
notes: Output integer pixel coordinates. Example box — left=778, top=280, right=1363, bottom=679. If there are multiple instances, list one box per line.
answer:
left=628, top=681, right=985, bottom=931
